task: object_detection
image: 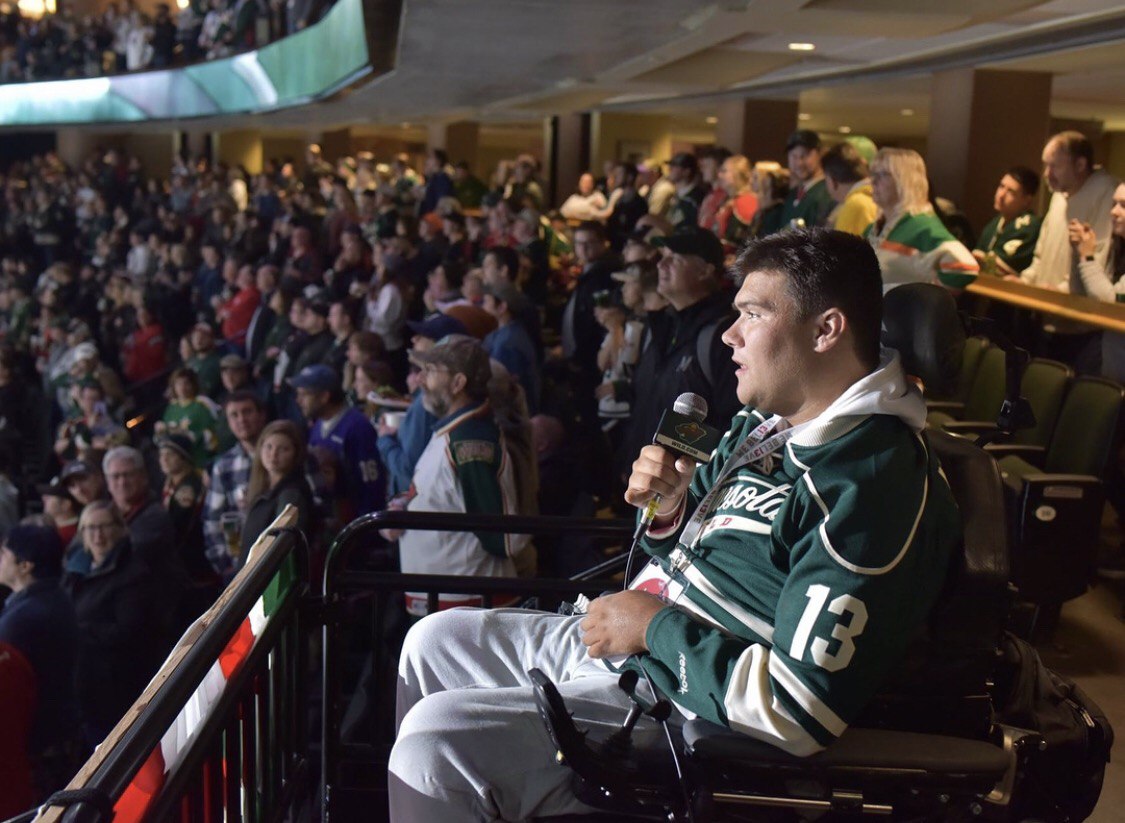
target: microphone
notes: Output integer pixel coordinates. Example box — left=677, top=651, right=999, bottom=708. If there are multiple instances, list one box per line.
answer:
left=639, top=392, right=722, bottom=528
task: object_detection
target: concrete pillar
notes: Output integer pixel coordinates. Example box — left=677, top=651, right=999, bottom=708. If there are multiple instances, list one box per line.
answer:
left=216, top=129, right=264, bottom=174
left=927, top=68, right=1052, bottom=231
left=182, top=130, right=214, bottom=165
left=427, top=121, right=481, bottom=172
left=547, top=112, right=591, bottom=208
left=56, top=129, right=104, bottom=168
left=715, top=98, right=799, bottom=164
left=319, top=128, right=352, bottom=162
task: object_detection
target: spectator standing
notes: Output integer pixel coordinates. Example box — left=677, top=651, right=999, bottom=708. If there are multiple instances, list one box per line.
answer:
left=822, top=142, right=877, bottom=237
left=291, top=364, right=386, bottom=518
left=973, top=166, right=1042, bottom=276
left=0, top=523, right=81, bottom=802
left=665, top=152, right=710, bottom=228
left=696, top=148, right=731, bottom=231
left=559, top=221, right=621, bottom=382
left=63, top=501, right=163, bottom=747
left=156, top=432, right=210, bottom=583
left=392, top=337, right=530, bottom=615
left=481, top=282, right=540, bottom=414
left=605, top=162, right=649, bottom=251
left=616, top=226, right=740, bottom=478
left=240, top=420, right=316, bottom=554
left=559, top=173, right=608, bottom=222
left=419, top=149, right=455, bottom=217
left=712, top=155, right=759, bottom=253
left=778, top=130, right=834, bottom=229
left=159, top=367, right=219, bottom=464
left=202, top=391, right=267, bottom=577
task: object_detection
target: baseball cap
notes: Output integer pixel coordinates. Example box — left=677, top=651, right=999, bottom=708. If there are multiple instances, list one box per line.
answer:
left=72, top=341, right=98, bottom=361
left=786, top=129, right=822, bottom=152
left=407, top=312, right=469, bottom=342
left=4, top=524, right=64, bottom=578
left=37, top=475, right=77, bottom=506
left=155, top=432, right=195, bottom=464
left=60, top=460, right=95, bottom=482
left=668, top=152, right=699, bottom=172
left=442, top=304, right=498, bottom=340
left=411, top=337, right=493, bottom=399
left=481, top=281, right=529, bottom=314
left=652, top=225, right=726, bottom=272
left=287, top=364, right=340, bottom=392
left=220, top=354, right=248, bottom=370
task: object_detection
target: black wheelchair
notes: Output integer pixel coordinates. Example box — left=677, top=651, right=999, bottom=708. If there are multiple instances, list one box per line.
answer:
left=527, top=284, right=1111, bottom=822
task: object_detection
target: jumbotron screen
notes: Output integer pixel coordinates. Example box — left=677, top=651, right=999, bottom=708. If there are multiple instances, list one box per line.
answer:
left=0, top=0, right=369, bottom=126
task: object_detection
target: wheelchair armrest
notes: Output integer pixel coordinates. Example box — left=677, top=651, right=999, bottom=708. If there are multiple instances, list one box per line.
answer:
left=925, top=400, right=965, bottom=415
left=941, top=420, right=999, bottom=437
left=984, top=444, right=1046, bottom=466
left=683, top=721, right=1009, bottom=793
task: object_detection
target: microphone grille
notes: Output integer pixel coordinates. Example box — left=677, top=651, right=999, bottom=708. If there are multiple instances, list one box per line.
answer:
left=673, top=392, right=708, bottom=422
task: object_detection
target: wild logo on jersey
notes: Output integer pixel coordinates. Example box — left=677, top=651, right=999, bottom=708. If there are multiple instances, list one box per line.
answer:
left=700, top=473, right=794, bottom=540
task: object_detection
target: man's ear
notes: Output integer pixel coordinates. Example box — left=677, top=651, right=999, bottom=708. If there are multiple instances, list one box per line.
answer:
left=450, top=372, right=467, bottom=396
left=812, top=307, right=848, bottom=353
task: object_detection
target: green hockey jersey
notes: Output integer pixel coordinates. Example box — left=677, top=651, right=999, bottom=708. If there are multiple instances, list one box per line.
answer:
left=865, top=211, right=979, bottom=292
left=627, top=351, right=960, bottom=755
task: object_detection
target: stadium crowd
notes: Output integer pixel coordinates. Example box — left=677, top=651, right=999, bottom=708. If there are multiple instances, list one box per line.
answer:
left=0, top=123, right=1122, bottom=811
left=0, top=0, right=331, bottom=83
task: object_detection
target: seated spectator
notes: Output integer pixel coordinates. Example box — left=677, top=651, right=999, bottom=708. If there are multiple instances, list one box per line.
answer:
left=481, top=282, right=540, bottom=414
left=0, top=523, right=81, bottom=802
left=452, top=161, right=487, bottom=210
left=203, top=391, right=268, bottom=578
left=973, top=166, right=1042, bottom=275
left=158, top=366, right=219, bottom=464
left=240, top=420, right=316, bottom=555
left=1071, top=182, right=1125, bottom=385
left=822, top=142, right=877, bottom=237
left=866, top=148, right=979, bottom=292
left=60, top=460, right=107, bottom=510
left=63, top=501, right=164, bottom=747
left=0, top=445, right=18, bottom=536
left=330, top=225, right=373, bottom=300
left=291, top=364, right=386, bottom=519
left=559, top=173, right=608, bottom=222
left=387, top=337, right=531, bottom=615
left=343, top=330, right=387, bottom=395
left=288, top=293, right=335, bottom=380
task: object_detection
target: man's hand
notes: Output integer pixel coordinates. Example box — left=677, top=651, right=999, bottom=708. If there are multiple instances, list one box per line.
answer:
left=580, top=591, right=666, bottom=658
left=625, top=445, right=695, bottom=518
left=1068, top=219, right=1097, bottom=259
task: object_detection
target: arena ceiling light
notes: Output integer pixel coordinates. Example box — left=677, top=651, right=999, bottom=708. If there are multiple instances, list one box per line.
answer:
left=788, top=42, right=816, bottom=51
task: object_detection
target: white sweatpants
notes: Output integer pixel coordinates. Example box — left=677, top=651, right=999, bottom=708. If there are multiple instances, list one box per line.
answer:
left=388, top=607, right=671, bottom=822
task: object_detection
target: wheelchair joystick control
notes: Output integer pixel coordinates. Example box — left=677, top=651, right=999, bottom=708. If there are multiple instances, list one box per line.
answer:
left=602, top=670, right=674, bottom=757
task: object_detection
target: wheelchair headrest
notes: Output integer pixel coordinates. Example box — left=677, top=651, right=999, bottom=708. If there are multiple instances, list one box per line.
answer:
left=881, top=283, right=965, bottom=397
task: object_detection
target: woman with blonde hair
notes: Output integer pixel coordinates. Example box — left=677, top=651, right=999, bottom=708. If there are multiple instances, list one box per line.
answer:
left=750, top=161, right=789, bottom=237
left=865, top=147, right=979, bottom=292
left=713, top=155, right=759, bottom=253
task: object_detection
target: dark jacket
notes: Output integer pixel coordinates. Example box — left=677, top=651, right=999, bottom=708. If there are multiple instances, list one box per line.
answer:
left=561, top=253, right=622, bottom=379
left=62, top=539, right=163, bottom=742
left=616, top=291, right=741, bottom=476
left=290, top=329, right=335, bottom=378
left=0, top=578, right=80, bottom=754
left=240, top=471, right=315, bottom=558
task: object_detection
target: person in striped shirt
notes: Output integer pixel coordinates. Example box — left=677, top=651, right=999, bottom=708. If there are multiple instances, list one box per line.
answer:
left=389, top=228, right=959, bottom=822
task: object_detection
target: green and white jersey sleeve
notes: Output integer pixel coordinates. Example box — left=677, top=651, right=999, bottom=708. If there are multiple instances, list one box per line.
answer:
left=868, top=211, right=980, bottom=292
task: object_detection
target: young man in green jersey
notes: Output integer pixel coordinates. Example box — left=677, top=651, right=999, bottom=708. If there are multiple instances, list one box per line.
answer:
left=389, top=228, right=959, bottom=822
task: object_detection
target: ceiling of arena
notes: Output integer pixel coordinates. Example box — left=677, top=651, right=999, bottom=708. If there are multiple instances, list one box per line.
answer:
left=184, top=0, right=1125, bottom=138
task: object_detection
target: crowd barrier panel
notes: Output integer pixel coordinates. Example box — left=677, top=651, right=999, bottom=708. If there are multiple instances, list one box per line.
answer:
left=7, top=506, right=311, bottom=823
left=319, top=510, right=634, bottom=821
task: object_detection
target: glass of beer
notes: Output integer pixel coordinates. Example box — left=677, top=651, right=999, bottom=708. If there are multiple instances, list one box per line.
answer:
left=220, top=512, right=243, bottom=561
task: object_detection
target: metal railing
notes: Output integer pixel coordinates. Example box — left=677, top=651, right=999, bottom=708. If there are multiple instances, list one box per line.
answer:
left=13, top=511, right=311, bottom=823
left=319, top=510, right=634, bottom=821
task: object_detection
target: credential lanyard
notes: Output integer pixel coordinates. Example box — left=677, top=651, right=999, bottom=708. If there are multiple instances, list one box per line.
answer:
left=674, top=414, right=796, bottom=559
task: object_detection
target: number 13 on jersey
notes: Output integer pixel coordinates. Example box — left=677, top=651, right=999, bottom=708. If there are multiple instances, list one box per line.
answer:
left=789, top=584, right=868, bottom=672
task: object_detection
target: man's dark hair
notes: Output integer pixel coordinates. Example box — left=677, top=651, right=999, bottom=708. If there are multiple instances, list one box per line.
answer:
left=820, top=143, right=868, bottom=185
left=1005, top=165, right=1040, bottom=198
left=1052, top=130, right=1094, bottom=170
left=224, top=389, right=265, bottom=413
left=732, top=228, right=883, bottom=370
left=430, top=148, right=449, bottom=168
left=485, top=246, right=520, bottom=279
left=574, top=220, right=607, bottom=242
left=442, top=260, right=467, bottom=291
left=615, top=162, right=638, bottom=188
